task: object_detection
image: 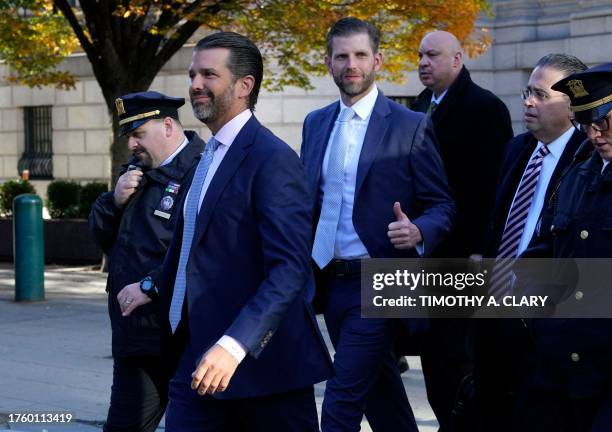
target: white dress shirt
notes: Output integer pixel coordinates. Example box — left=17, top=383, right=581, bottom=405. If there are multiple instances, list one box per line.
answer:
left=602, top=159, right=610, bottom=174
left=508, top=126, right=574, bottom=255
left=319, top=86, right=424, bottom=258
left=183, top=108, right=253, bottom=363
left=320, top=86, right=379, bottom=259
left=430, top=89, right=448, bottom=106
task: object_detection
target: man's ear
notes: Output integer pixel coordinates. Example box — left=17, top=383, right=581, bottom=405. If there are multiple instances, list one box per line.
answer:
left=236, top=75, right=255, bottom=102
left=453, top=51, right=463, bottom=68
left=325, top=55, right=332, bottom=75
left=163, top=117, right=174, bottom=138
left=374, top=51, right=383, bottom=72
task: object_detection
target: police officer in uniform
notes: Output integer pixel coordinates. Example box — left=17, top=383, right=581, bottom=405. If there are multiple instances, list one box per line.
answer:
left=89, top=91, right=205, bottom=432
left=516, top=63, right=612, bottom=431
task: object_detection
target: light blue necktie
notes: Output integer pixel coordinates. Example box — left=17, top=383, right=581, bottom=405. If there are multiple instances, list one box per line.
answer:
left=169, top=137, right=220, bottom=333
left=312, top=107, right=355, bottom=269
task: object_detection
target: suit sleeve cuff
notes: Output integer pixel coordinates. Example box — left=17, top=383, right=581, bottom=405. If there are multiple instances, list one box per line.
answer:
left=217, top=335, right=247, bottom=363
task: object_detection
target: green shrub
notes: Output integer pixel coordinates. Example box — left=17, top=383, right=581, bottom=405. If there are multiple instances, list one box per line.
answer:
left=78, top=182, right=108, bottom=217
left=0, top=180, right=37, bottom=216
left=47, top=180, right=81, bottom=219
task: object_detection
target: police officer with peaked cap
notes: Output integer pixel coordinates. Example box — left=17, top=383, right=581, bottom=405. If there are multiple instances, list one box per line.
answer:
left=89, top=91, right=205, bottom=432
left=515, top=63, right=612, bottom=431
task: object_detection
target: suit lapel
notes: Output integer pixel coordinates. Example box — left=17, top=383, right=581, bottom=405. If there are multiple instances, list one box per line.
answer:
left=355, top=93, right=391, bottom=196
left=430, top=66, right=469, bottom=127
left=310, top=103, right=340, bottom=188
left=411, top=89, right=432, bottom=114
left=494, top=134, right=537, bottom=222
left=191, top=116, right=258, bottom=245
left=507, top=135, right=538, bottom=190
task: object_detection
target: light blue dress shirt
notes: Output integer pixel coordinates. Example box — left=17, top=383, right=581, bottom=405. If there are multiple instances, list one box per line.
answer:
left=508, top=126, right=574, bottom=255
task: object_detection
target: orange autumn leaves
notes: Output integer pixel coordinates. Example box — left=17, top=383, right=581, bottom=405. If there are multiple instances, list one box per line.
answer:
left=0, top=0, right=490, bottom=91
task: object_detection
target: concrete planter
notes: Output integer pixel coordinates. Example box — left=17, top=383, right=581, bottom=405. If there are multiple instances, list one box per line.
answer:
left=0, top=218, right=102, bottom=264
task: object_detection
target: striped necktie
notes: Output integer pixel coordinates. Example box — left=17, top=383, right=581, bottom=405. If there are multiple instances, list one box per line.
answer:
left=311, top=107, right=355, bottom=269
left=169, top=137, right=220, bottom=333
left=489, top=144, right=550, bottom=297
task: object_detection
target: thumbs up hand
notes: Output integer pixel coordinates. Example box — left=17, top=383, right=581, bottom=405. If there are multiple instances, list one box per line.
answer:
left=387, top=202, right=423, bottom=249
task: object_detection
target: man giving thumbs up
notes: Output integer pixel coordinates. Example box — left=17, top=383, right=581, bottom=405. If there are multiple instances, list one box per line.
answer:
left=388, top=202, right=424, bottom=250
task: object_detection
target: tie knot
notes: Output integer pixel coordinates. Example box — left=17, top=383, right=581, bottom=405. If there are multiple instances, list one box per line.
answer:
left=204, top=137, right=221, bottom=155
left=339, top=107, right=355, bottom=123
left=538, top=144, right=550, bottom=158
left=427, top=101, right=438, bottom=116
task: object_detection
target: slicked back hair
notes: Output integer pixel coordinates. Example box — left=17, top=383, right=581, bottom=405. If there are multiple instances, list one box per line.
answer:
left=535, top=53, right=588, bottom=79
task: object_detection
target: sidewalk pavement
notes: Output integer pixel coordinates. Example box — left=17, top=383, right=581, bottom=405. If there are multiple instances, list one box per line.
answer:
left=0, top=264, right=437, bottom=431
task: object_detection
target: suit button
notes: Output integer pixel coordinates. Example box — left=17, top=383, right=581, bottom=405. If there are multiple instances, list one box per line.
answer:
left=571, top=352, right=580, bottom=362
left=580, top=230, right=589, bottom=240
left=575, top=291, right=584, bottom=300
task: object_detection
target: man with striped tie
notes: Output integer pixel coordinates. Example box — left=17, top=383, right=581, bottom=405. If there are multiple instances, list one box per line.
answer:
left=476, top=54, right=588, bottom=432
left=120, top=32, right=333, bottom=431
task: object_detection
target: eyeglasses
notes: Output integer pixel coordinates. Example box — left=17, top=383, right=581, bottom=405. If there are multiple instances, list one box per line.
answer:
left=520, top=87, right=567, bottom=103
left=521, top=87, right=551, bottom=102
left=571, top=112, right=612, bottom=133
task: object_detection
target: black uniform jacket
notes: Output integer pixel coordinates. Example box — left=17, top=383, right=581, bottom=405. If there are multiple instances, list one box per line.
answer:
left=89, top=130, right=204, bottom=358
left=412, top=66, right=513, bottom=257
left=525, top=142, right=612, bottom=398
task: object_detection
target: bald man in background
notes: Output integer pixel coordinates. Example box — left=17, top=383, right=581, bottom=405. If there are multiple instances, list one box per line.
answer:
left=411, top=31, right=513, bottom=431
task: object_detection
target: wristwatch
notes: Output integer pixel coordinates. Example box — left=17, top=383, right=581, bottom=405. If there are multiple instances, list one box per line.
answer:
left=139, top=276, right=159, bottom=299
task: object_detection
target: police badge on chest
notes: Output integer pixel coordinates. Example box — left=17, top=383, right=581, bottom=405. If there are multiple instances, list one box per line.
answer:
left=154, top=181, right=181, bottom=219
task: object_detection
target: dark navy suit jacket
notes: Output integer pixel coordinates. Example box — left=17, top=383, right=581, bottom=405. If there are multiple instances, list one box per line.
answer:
left=154, top=115, right=334, bottom=399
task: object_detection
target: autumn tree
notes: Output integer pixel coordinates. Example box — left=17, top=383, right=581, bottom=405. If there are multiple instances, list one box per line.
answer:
left=0, top=0, right=490, bottom=183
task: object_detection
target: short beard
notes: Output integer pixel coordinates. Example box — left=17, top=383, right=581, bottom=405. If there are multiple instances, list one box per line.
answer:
left=333, top=69, right=376, bottom=98
left=190, top=84, right=234, bottom=125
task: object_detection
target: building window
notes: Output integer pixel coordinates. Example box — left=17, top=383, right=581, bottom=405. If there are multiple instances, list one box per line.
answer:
left=388, top=96, right=416, bottom=108
left=19, top=106, right=53, bottom=179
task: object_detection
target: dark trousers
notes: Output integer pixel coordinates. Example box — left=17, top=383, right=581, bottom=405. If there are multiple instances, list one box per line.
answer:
left=320, top=273, right=417, bottom=432
left=104, top=355, right=167, bottom=432
left=474, top=318, right=529, bottom=432
left=515, top=388, right=612, bottom=432
left=420, top=319, right=474, bottom=432
left=165, top=351, right=319, bottom=432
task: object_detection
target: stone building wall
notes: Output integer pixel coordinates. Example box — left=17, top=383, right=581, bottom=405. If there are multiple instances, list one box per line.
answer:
left=0, top=0, right=611, bottom=196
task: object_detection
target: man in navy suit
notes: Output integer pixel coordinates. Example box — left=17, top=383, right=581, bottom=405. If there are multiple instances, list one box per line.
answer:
left=300, top=17, right=454, bottom=431
left=121, top=32, right=333, bottom=431
left=476, top=53, right=587, bottom=432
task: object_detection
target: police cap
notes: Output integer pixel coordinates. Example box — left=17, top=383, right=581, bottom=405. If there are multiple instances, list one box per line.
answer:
left=552, top=62, right=612, bottom=124
left=115, top=91, right=185, bottom=136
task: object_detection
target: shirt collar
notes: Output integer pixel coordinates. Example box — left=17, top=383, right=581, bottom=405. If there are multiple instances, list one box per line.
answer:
left=339, top=85, right=378, bottom=120
left=538, top=126, right=574, bottom=159
left=159, top=135, right=189, bottom=167
left=431, top=89, right=448, bottom=105
left=211, top=109, right=253, bottom=147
